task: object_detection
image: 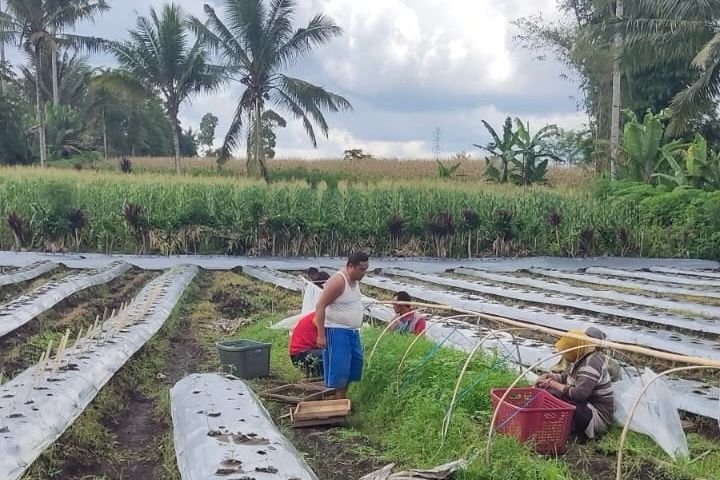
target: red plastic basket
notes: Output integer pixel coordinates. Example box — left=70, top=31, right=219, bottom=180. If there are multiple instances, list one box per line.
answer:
left=490, top=387, right=576, bottom=455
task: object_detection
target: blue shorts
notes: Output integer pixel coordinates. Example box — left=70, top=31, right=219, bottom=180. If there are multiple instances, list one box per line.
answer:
left=323, top=328, right=363, bottom=389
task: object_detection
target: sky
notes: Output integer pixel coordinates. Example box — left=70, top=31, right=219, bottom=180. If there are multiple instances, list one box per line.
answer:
left=5, top=0, right=586, bottom=159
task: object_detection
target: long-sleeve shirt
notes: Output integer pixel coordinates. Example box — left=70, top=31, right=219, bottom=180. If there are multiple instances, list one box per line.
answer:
left=551, top=351, right=614, bottom=438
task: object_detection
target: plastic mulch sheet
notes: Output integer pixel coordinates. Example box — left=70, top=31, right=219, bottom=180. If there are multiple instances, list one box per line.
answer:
left=170, top=373, right=318, bottom=480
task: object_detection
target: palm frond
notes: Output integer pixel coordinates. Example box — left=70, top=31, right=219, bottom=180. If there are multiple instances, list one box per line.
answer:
left=272, top=88, right=317, bottom=146
left=669, top=60, right=720, bottom=134
left=275, top=14, right=342, bottom=67
left=190, top=5, right=251, bottom=69
left=218, top=88, right=253, bottom=162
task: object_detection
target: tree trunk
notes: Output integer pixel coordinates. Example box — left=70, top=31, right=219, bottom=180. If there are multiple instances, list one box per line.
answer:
left=0, top=0, right=6, bottom=96
left=51, top=42, right=59, bottom=106
left=253, top=96, right=267, bottom=179
left=610, top=0, right=623, bottom=180
left=102, top=107, right=108, bottom=161
left=35, top=45, right=47, bottom=168
left=168, top=109, right=181, bottom=174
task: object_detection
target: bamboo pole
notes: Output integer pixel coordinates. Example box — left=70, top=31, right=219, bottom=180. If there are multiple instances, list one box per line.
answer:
left=615, top=366, right=720, bottom=480
left=372, top=300, right=720, bottom=368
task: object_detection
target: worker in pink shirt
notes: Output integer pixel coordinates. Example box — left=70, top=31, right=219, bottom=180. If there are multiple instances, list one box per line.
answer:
left=388, top=291, right=426, bottom=335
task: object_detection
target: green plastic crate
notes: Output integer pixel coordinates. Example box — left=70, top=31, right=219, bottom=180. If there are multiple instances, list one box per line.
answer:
left=217, top=339, right=271, bottom=379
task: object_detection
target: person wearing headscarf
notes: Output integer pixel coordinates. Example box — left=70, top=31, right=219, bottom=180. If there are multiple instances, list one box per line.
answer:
left=535, top=328, right=614, bottom=440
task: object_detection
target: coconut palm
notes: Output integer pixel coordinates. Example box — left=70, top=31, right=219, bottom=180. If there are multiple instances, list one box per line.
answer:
left=620, top=0, right=720, bottom=132
left=110, top=3, right=223, bottom=174
left=190, top=0, right=352, bottom=179
left=0, top=0, right=109, bottom=166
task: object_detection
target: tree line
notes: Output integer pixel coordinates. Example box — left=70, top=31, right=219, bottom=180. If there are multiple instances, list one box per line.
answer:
left=0, top=0, right=351, bottom=178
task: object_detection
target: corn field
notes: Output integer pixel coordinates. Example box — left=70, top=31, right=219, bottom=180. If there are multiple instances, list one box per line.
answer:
left=0, top=168, right=714, bottom=259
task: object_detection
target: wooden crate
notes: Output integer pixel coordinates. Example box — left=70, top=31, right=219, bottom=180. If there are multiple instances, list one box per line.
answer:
left=291, top=399, right=351, bottom=428
left=260, top=382, right=335, bottom=404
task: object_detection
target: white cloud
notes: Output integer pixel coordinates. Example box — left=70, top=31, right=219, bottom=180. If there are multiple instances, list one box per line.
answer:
left=3, top=0, right=584, bottom=158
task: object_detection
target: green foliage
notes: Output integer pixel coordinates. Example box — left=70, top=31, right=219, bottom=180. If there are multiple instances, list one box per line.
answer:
left=476, top=117, right=560, bottom=185
left=619, top=109, right=684, bottom=183
left=435, top=158, right=462, bottom=178
left=44, top=104, right=84, bottom=157
left=0, top=88, right=30, bottom=165
left=5, top=169, right=714, bottom=259
left=198, top=112, right=219, bottom=153
left=543, top=128, right=595, bottom=165
left=655, top=134, right=720, bottom=190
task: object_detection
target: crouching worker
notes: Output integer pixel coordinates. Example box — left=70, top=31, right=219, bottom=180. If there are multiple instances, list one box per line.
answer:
left=388, top=291, right=426, bottom=335
left=288, top=310, right=323, bottom=377
left=535, top=328, right=614, bottom=440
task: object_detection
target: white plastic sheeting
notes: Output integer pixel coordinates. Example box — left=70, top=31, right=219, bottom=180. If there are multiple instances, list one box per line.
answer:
left=452, top=268, right=720, bottom=321
left=615, top=369, right=689, bottom=459
left=0, top=261, right=131, bottom=338
left=362, top=274, right=720, bottom=361
left=587, top=267, right=720, bottom=288
left=0, top=261, right=58, bottom=287
left=243, top=266, right=720, bottom=420
left=0, top=265, right=197, bottom=480
left=170, top=373, right=318, bottom=480
left=527, top=268, right=718, bottom=299
left=648, top=266, right=720, bottom=280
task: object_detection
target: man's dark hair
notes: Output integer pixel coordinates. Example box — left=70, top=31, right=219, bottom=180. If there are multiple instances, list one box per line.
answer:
left=394, top=291, right=412, bottom=302
left=347, top=251, right=369, bottom=266
left=317, top=271, right=330, bottom=281
left=306, top=267, right=320, bottom=275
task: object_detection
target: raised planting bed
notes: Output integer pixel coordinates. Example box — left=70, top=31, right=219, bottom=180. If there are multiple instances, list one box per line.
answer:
left=0, top=265, right=197, bottom=480
left=0, top=261, right=58, bottom=287
left=648, top=266, right=720, bottom=280
left=0, top=261, right=131, bottom=338
left=587, top=267, right=720, bottom=288
left=170, top=373, right=318, bottom=480
left=452, top=268, right=720, bottom=321
left=527, top=268, right=719, bottom=300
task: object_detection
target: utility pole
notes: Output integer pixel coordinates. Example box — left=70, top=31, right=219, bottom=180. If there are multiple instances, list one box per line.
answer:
left=610, top=0, right=623, bottom=180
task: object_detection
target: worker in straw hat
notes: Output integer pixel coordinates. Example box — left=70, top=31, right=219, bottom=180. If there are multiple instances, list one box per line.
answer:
left=535, top=327, right=615, bottom=440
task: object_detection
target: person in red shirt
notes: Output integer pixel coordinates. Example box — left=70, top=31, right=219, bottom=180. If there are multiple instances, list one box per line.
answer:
left=388, top=291, right=426, bottom=335
left=289, top=310, right=323, bottom=377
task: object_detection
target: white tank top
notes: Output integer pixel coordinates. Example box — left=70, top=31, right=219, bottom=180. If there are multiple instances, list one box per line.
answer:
left=324, top=270, right=364, bottom=329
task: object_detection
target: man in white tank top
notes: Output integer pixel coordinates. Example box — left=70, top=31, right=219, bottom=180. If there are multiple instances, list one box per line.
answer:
left=315, top=252, right=369, bottom=400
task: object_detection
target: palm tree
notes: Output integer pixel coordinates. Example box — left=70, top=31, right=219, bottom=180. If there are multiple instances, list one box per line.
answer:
left=620, top=0, right=720, bottom=132
left=20, top=50, right=94, bottom=108
left=110, top=3, right=223, bottom=174
left=0, top=0, right=109, bottom=167
left=190, top=0, right=352, bottom=179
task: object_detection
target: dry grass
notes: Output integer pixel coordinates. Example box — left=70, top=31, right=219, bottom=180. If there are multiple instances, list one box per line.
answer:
left=89, top=156, right=595, bottom=190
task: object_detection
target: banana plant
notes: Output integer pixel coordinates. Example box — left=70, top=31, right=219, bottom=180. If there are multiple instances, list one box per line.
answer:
left=655, top=134, right=720, bottom=190
left=474, top=117, right=519, bottom=183
left=509, top=119, right=561, bottom=186
left=620, top=109, right=684, bottom=183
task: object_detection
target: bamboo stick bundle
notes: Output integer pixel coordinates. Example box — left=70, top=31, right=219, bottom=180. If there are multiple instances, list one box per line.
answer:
left=52, top=329, right=71, bottom=376
left=42, top=340, right=54, bottom=373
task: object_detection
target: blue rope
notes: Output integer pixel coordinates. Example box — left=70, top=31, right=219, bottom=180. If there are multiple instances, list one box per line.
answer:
left=455, top=357, right=506, bottom=403
left=399, top=327, right=458, bottom=393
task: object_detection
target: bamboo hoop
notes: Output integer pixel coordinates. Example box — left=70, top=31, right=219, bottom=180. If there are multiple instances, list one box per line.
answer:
left=365, top=300, right=720, bottom=368
left=441, top=328, right=527, bottom=448
left=484, top=345, right=595, bottom=462
left=367, top=308, right=433, bottom=365
left=615, top=366, right=720, bottom=480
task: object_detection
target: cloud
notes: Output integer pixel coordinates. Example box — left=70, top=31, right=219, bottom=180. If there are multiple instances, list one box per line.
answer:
left=2, top=0, right=584, bottom=158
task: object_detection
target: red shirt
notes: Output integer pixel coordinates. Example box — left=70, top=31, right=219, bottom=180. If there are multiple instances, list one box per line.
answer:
left=289, top=311, right=318, bottom=356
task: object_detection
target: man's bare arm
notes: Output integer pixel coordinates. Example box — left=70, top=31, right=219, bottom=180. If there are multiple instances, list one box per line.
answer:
left=314, top=273, right=345, bottom=347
